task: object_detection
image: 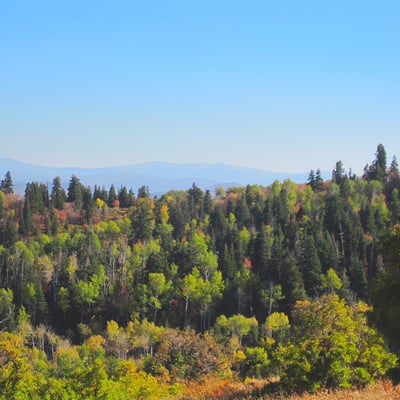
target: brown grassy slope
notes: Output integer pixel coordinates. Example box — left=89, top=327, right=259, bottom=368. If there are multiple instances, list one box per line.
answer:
left=282, top=381, right=400, bottom=400
left=180, top=379, right=400, bottom=400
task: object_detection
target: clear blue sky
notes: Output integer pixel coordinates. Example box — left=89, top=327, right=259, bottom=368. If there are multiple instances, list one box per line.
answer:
left=1, top=0, right=399, bottom=174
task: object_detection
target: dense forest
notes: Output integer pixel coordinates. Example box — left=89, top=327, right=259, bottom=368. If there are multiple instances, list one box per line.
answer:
left=1, top=144, right=400, bottom=399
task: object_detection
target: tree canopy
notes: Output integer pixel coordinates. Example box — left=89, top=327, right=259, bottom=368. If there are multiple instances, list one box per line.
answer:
left=0, top=144, right=399, bottom=397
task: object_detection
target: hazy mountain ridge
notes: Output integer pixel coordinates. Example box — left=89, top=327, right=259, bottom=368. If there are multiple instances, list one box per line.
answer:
left=0, top=158, right=329, bottom=195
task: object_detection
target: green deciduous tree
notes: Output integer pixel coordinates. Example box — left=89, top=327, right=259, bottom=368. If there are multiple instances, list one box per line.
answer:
left=264, top=311, right=290, bottom=345
left=147, top=272, right=171, bottom=322
left=181, top=267, right=224, bottom=330
left=273, top=293, right=397, bottom=392
left=214, top=314, right=258, bottom=346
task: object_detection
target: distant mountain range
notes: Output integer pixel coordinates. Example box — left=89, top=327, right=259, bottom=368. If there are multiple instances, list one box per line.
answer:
left=0, top=158, right=330, bottom=195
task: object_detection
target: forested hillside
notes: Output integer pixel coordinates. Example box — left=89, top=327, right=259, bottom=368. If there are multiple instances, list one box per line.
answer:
left=0, top=144, right=399, bottom=399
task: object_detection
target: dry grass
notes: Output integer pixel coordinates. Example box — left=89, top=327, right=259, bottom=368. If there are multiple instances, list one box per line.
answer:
left=179, top=379, right=400, bottom=400
left=281, top=381, right=400, bottom=400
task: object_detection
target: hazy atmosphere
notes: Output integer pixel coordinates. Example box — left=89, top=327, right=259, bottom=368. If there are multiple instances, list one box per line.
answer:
left=2, top=1, right=399, bottom=174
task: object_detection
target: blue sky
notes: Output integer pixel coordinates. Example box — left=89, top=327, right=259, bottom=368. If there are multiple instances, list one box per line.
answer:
left=1, top=1, right=399, bottom=174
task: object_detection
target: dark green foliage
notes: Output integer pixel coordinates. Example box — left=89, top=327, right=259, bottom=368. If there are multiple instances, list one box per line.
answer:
left=108, top=184, right=117, bottom=207
left=348, top=256, right=368, bottom=299
left=308, top=169, right=324, bottom=192
left=300, top=235, right=322, bottom=297
left=82, top=186, right=94, bottom=222
left=137, top=185, right=150, bottom=199
left=93, top=184, right=108, bottom=202
left=370, top=225, right=400, bottom=353
left=188, top=182, right=204, bottom=220
left=332, top=160, right=345, bottom=185
left=0, top=171, right=13, bottom=194
left=235, top=194, right=251, bottom=228
left=279, top=257, right=307, bottom=313
left=364, top=143, right=387, bottom=183
left=19, top=182, right=50, bottom=235
left=130, top=198, right=154, bottom=243
left=118, top=185, right=132, bottom=208
left=67, top=175, right=83, bottom=209
left=0, top=193, right=18, bottom=247
left=51, top=176, right=66, bottom=210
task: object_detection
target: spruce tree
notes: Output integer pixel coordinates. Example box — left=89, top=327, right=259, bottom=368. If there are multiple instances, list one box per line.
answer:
left=301, top=235, right=322, bottom=297
left=118, top=186, right=131, bottom=208
left=332, top=161, right=345, bottom=185
left=364, top=143, right=387, bottom=183
left=280, top=256, right=307, bottom=313
left=51, top=177, right=66, bottom=210
left=0, top=171, right=13, bottom=194
left=82, top=186, right=94, bottom=223
left=67, top=175, right=83, bottom=210
left=108, top=184, right=117, bottom=207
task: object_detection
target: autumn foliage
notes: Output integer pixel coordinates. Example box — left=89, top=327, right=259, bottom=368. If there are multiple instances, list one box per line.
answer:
left=0, top=145, right=400, bottom=398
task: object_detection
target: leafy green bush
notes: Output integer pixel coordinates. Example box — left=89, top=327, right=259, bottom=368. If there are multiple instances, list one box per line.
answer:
left=271, top=294, right=397, bottom=392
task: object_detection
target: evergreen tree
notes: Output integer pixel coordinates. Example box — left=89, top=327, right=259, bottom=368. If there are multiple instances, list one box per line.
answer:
left=130, top=198, right=155, bottom=243
left=308, top=169, right=324, bottom=192
left=300, top=235, right=322, bottom=297
left=188, top=183, right=204, bottom=220
left=348, top=256, right=368, bottom=299
left=210, top=204, right=227, bottom=256
left=332, top=161, right=345, bottom=185
left=118, top=186, right=131, bottom=208
left=82, top=186, right=94, bottom=223
left=307, top=170, right=315, bottom=188
left=252, top=225, right=272, bottom=282
left=19, top=194, right=33, bottom=235
left=93, top=185, right=108, bottom=203
left=168, top=196, right=187, bottom=240
left=203, top=189, right=212, bottom=215
left=389, top=188, right=400, bottom=224
left=280, top=256, right=307, bottom=314
left=235, top=193, right=251, bottom=228
left=0, top=171, right=13, bottom=194
left=108, top=184, right=117, bottom=207
left=23, top=182, right=49, bottom=215
left=68, top=175, right=83, bottom=210
left=389, top=155, right=399, bottom=181
left=375, top=143, right=388, bottom=182
left=314, top=169, right=324, bottom=192
left=51, top=176, right=66, bottom=210
left=0, top=192, right=17, bottom=247
left=137, top=185, right=150, bottom=199
left=385, top=156, right=400, bottom=211
left=364, top=143, right=387, bottom=183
